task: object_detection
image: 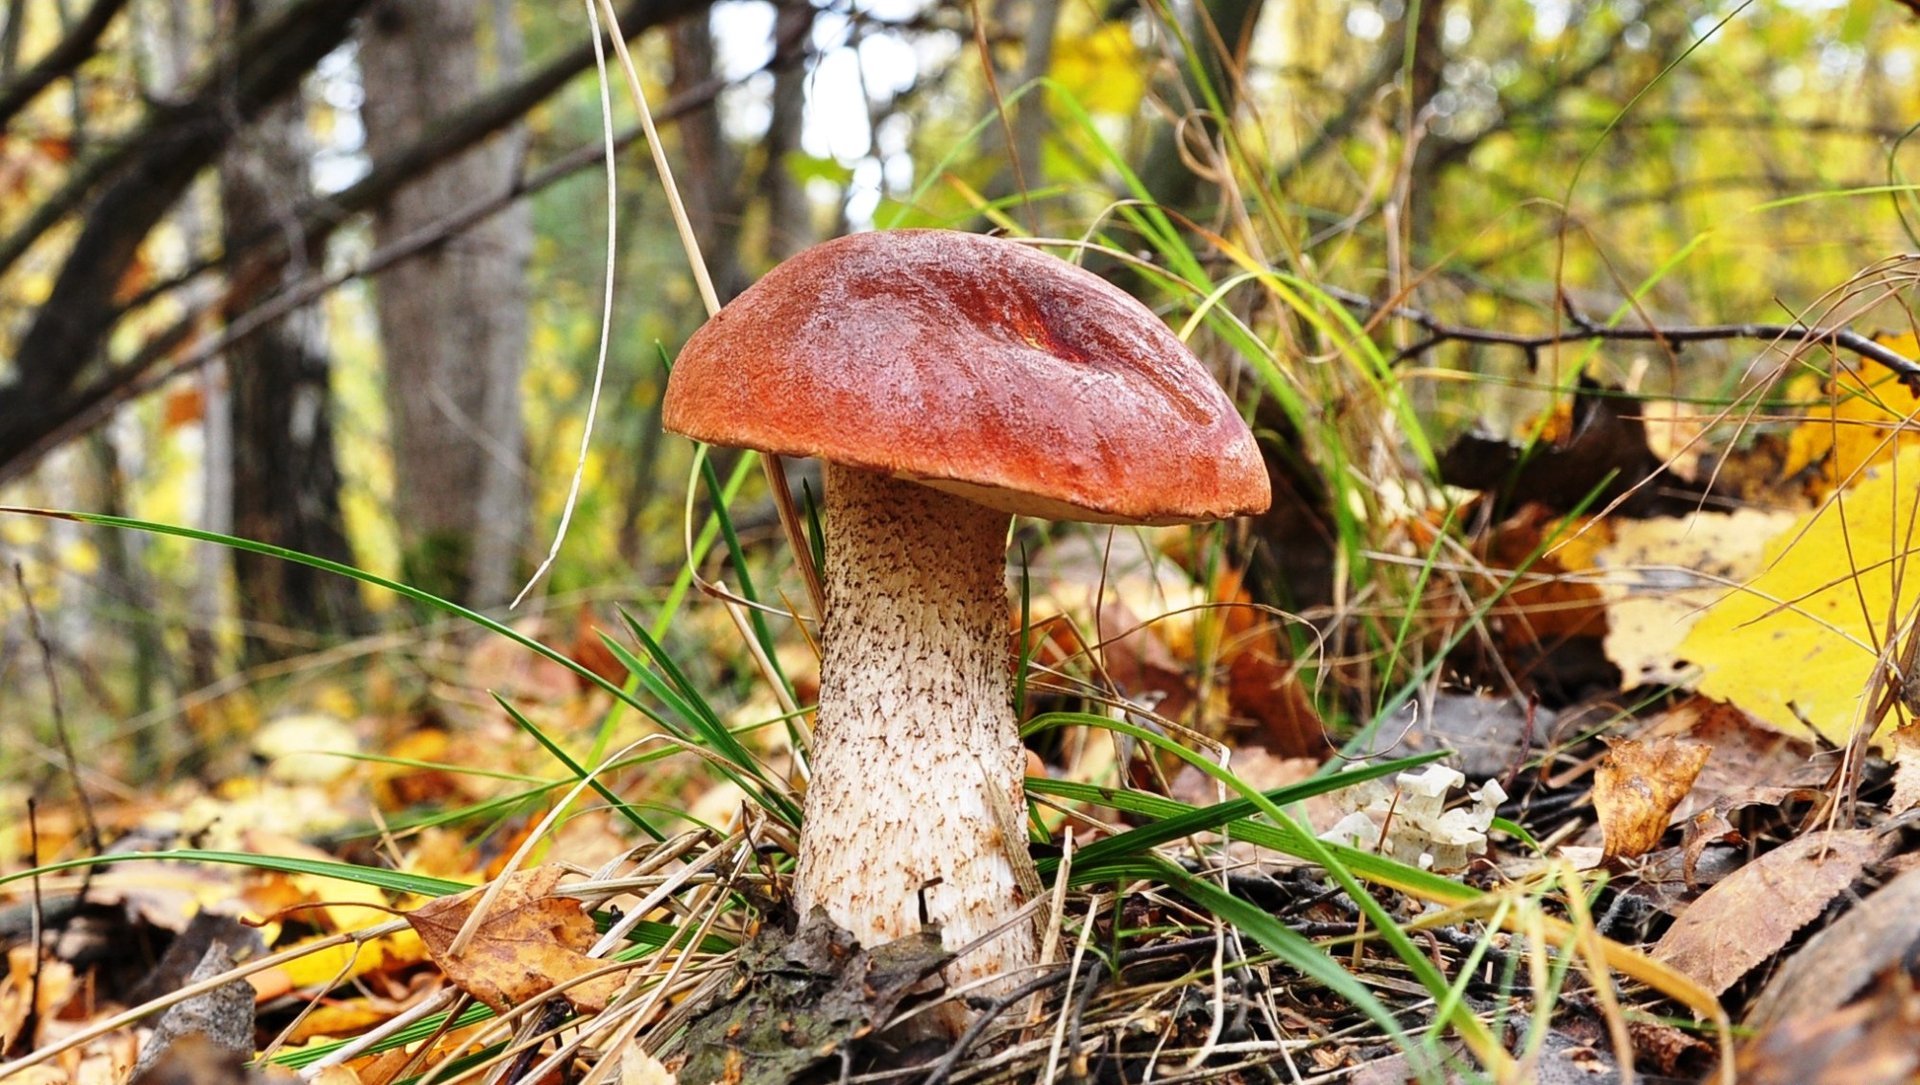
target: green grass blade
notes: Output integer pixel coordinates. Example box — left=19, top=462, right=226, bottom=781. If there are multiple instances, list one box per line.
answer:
left=492, top=693, right=662, bottom=839
left=1049, top=748, right=1448, bottom=875
left=1142, top=855, right=1416, bottom=1054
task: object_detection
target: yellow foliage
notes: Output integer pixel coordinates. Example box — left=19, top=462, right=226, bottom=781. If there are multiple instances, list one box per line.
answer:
left=276, top=928, right=426, bottom=992
left=1582, top=508, right=1795, bottom=689
left=1782, top=338, right=1920, bottom=492
left=1051, top=21, right=1145, bottom=115
left=1679, top=446, right=1920, bottom=743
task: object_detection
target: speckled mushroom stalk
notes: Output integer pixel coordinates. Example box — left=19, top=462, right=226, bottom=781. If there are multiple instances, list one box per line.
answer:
left=794, top=464, right=1037, bottom=1009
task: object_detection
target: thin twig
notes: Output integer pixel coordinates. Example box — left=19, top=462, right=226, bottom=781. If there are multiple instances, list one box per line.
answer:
left=1318, top=281, right=1920, bottom=388
left=10, top=562, right=99, bottom=853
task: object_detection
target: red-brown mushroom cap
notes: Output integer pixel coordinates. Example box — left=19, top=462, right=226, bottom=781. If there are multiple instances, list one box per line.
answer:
left=662, top=229, right=1270, bottom=524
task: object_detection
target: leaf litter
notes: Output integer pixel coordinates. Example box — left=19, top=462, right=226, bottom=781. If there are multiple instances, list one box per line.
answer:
left=23, top=368, right=1920, bottom=1085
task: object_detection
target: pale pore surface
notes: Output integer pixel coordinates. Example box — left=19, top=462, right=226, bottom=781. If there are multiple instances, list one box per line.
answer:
left=794, top=464, right=1038, bottom=1000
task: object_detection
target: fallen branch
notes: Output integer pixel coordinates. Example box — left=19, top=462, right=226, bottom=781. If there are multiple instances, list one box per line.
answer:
left=1320, top=283, right=1920, bottom=389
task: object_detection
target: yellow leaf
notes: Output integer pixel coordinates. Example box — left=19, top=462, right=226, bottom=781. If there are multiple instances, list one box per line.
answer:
left=1581, top=508, right=1795, bottom=688
left=1678, top=447, right=1920, bottom=742
left=1782, top=342, right=1920, bottom=492
left=272, top=928, right=426, bottom=992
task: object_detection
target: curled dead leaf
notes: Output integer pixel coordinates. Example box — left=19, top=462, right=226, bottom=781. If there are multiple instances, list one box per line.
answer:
left=406, top=865, right=628, bottom=1014
left=1595, top=736, right=1710, bottom=859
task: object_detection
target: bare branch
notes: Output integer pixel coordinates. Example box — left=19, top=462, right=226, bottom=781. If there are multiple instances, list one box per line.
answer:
left=118, top=0, right=710, bottom=323
left=1320, top=283, right=1920, bottom=389
left=0, top=77, right=735, bottom=485
left=0, top=0, right=128, bottom=130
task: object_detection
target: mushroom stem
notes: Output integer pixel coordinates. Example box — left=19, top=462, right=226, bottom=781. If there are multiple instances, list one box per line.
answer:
left=794, top=463, right=1038, bottom=1015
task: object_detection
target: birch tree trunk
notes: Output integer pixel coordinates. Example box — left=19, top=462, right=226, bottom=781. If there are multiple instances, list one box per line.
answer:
left=359, top=0, right=532, bottom=607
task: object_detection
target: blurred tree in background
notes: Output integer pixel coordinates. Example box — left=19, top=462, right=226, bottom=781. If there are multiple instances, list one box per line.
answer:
left=2, top=0, right=1918, bottom=773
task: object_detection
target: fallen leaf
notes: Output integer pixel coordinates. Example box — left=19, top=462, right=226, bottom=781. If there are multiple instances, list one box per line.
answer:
left=1359, top=693, right=1553, bottom=780
left=1594, top=737, right=1710, bottom=859
left=676, top=911, right=951, bottom=1085
left=1678, top=446, right=1920, bottom=743
left=1653, top=829, right=1887, bottom=994
left=406, top=865, right=628, bottom=1014
left=619, top=1045, right=679, bottom=1084
left=1624, top=1015, right=1713, bottom=1078
left=1578, top=509, right=1795, bottom=688
left=1656, top=698, right=1827, bottom=805
left=1888, top=722, right=1920, bottom=816
left=128, top=1032, right=251, bottom=1085
left=1735, top=968, right=1920, bottom=1085
left=1782, top=353, right=1920, bottom=495
left=1224, top=643, right=1327, bottom=758
left=1438, top=374, right=1706, bottom=518
left=1746, top=863, right=1920, bottom=1031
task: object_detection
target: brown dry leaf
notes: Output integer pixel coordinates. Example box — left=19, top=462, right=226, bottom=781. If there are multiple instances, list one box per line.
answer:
left=1735, top=969, right=1920, bottom=1085
left=1746, top=863, right=1920, bottom=1032
left=1224, top=640, right=1326, bottom=758
left=352, top=1047, right=414, bottom=1085
left=1657, top=698, right=1826, bottom=803
left=1, top=946, right=75, bottom=1055
left=1653, top=829, right=1888, bottom=994
left=1438, top=375, right=1704, bottom=517
left=406, top=865, right=627, bottom=1014
left=1888, top=722, right=1920, bottom=816
left=463, top=619, right=580, bottom=704
left=1482, top=509, right=1609, bottom=655
left=1594, top=737, right=1710, bottom=859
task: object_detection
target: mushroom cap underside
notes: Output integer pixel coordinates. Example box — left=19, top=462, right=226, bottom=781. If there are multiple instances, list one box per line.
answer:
left=662, top=229, right=1271, bottom=524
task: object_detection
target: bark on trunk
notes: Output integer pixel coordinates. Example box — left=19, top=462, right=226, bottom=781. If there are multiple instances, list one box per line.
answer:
left=669, top=10, right=746, bottom=301
left=218, top=5, right=364, bottom=662
left=794, top=465, right=1037, bottom=1029
left=762, top=0, right=813, bottom=260
left=359, top=0, right=531, bottom=607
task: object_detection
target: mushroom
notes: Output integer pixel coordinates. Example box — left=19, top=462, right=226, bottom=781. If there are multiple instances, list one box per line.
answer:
left=662, top=229, right=1270, bottom=1016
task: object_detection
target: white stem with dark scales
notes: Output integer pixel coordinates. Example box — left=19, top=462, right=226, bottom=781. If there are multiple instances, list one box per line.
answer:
left=794, top=463, right=1038, bottom=1014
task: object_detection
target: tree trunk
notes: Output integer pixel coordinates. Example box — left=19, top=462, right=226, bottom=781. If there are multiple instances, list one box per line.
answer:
left=669, top=9, right=746, bottom=300
left=762, top=0, right=813, bottom=260
left=218, top=0, right=364, bottom=663
left=359, top=0, right=531, bottom=607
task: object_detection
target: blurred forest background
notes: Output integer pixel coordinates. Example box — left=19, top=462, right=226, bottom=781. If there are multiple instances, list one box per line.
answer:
left=3, top=0, right=1919, bottom=782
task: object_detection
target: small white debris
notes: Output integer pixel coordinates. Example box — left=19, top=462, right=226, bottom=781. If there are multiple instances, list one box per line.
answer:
left=1323, top=762, right=1506, bottom=873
